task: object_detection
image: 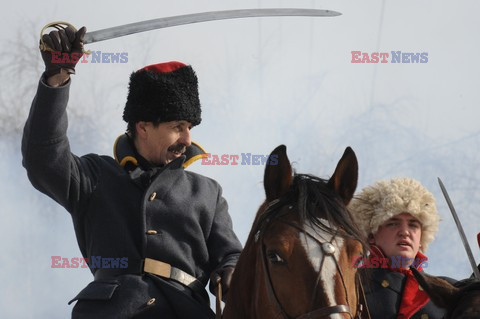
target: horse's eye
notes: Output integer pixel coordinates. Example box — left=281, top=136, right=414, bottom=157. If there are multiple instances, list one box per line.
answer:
left=267, top=251, right=286, bottom=265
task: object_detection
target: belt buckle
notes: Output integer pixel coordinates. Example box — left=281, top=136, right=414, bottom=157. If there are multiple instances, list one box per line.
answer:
left=144, top=258, right=172, bottom=278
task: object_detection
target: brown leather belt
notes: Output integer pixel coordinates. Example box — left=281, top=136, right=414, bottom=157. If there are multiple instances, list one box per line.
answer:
left=143, top=258, right=204, bottom=293
left=93, top=258, right=204, bottom=294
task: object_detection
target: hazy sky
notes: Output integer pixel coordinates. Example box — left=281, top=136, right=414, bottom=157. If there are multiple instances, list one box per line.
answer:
left=1, top=0, right=480, bottom=318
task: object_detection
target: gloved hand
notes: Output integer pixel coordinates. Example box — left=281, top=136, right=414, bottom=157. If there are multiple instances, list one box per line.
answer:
left=40, top=25, right=87, bottom=77
left=209, top=266, right=235, bottom=302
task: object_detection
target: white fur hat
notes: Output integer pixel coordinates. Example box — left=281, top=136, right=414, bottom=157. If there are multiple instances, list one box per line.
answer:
left=348, top=177, right=439, bottom=252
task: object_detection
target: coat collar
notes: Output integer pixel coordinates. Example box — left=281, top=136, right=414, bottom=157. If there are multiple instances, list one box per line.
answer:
left=113, top=133, right=208, bottom=171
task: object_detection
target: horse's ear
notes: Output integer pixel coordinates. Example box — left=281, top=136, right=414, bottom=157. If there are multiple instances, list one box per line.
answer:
left=410, top=267, right=460, bottom=309
left=264, top=145, right=293, bottom=202
left=327, top=147, right=358, bottom=205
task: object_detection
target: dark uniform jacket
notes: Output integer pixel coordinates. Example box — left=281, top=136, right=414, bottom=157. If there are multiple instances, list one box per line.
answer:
left=361, top=268, right=451, bottom=319
left=358, top=247, right=456, bottom=319
left=22, top=76, right=243, bottom=319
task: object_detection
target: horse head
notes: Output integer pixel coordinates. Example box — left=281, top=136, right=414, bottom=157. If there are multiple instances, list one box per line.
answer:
left=223, top=145, right=367, bottom=319
left=411, top=267, right=480, bottom=319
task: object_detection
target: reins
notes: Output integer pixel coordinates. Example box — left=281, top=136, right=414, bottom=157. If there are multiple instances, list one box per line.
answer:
left=216, top=281, right=222, bottom=319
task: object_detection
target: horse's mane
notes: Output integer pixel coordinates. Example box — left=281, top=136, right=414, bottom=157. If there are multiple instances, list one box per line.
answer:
left=291, top=173, right=365, bottom=244
left=439, top=278, right=480, bottom=317
left=455, top=278, right=480, bottom=294
left=254, top=173, right=366, bottom=246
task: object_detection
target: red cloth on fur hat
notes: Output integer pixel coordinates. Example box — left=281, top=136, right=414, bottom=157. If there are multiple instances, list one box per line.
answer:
left=141, top=61, right=187, bottom=73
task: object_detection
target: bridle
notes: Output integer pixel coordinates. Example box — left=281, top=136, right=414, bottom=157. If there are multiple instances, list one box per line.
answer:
left=254, top=198, right=370, bottom=319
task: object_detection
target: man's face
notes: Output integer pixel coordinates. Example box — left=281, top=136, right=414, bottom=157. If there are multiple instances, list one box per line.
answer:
left=135, top=120, right=192, bottom=166
left=370, top=213, right=422, bottom=265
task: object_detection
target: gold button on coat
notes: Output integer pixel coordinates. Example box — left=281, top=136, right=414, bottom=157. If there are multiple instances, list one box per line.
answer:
left=421, top=314, right=429, bottom=319
left=147, top=298, right=156, bottom=306
left=381, top=280, right=389, bottom=288
left=149, top=192, right=157, bottom=201
left=146, top=230, right=157, bottom=235
left=418, top=284, right=424, bottom=291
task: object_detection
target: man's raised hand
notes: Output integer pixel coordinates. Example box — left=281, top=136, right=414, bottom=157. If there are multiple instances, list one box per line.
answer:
left=40, top=25, right=86, bottom=77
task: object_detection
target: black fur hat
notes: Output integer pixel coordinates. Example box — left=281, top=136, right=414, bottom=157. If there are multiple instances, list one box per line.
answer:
left=123, top=61, right=201, bottom=126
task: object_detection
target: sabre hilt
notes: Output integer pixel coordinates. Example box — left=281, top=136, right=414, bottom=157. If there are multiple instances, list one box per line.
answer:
left=39, top=21, right=77, bottom=51
left=39, top=21, right=91, bottom=56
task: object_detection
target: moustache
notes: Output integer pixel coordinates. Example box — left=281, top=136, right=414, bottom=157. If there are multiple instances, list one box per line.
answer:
left=168, top=144, right=187, bottom=154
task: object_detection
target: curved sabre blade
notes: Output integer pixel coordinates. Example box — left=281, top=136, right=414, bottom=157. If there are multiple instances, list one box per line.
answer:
left=83, top=8, right=341, bottom=44
left=438, top=177, right=480, bottom=279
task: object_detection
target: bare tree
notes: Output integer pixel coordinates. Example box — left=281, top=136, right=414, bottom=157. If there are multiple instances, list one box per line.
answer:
left=0, top=21, right=43, bottom=137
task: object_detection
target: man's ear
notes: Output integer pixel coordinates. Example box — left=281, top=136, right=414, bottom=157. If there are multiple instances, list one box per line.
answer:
left=135, top=121, right=149, bottom=139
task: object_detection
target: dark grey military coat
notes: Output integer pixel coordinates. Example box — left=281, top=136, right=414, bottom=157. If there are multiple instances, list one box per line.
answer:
left=22, top=76, right=243, bottom=319
left=361, top=268, right=454, bottom=319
